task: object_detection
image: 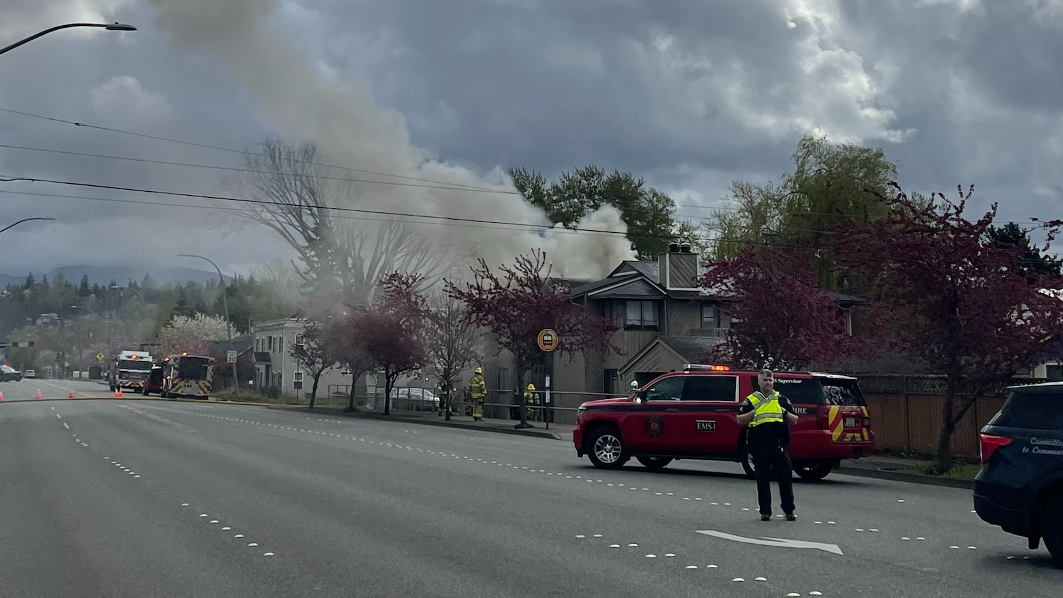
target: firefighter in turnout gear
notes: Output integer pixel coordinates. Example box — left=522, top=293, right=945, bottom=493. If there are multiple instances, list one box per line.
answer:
left=436, top=378, right=450, bottom=417
left=525, top=383, right=539, bottom=422
left=737, top=369, right=799, bottom=521
left=469, top=367, right=486, bottom=421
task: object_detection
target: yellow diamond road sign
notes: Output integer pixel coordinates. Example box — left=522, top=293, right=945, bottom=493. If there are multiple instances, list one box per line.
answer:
left=96, top=352, right=105, bottom=362
left=538, top=329, right=558, bottom=352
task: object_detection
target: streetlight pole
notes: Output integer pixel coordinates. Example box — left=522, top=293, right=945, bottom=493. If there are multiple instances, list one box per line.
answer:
left=0, top=217, right=55, bottom=234
left=0, top=22, right=136, bottom=57
left=178, top=254, right=238, bottom=394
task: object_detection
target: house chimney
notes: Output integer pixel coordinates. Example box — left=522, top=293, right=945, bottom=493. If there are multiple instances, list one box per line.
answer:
left=658, top=243, right=699, bottom=290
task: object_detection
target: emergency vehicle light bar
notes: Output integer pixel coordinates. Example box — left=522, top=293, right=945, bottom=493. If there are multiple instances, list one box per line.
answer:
left=683, top=364, right=730, bottom=371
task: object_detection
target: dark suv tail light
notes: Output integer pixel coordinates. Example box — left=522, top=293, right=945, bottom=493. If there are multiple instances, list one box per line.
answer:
left=980, top=434, right=1013, bottom=464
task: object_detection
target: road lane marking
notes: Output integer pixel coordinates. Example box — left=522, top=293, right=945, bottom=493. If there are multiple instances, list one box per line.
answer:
left=696, top=530, right=843, bottom=555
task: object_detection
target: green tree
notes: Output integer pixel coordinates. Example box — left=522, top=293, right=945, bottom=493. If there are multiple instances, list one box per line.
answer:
left=985, top=222, right=1063, bottom=278
left=510, top=165, right=680, bottom=260
left=78, top=275, right=90, bottom=297
left=709, top=134, right=899, bottom=287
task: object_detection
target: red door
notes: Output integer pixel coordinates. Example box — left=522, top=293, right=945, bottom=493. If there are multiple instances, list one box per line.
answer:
left=674, top=374, right=744, bottom=455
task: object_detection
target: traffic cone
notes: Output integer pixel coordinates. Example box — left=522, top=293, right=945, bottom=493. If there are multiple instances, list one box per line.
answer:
left=68, top=390, right=75, bottom=399
left=115, top=389, right=123, bottom=398
left=35, top=389, right=42, bottom=400
left=0, top=391, right=4, bottom=401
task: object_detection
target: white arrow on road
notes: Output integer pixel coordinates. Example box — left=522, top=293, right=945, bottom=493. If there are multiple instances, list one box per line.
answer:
left=695, top=530, right=843, bottom=555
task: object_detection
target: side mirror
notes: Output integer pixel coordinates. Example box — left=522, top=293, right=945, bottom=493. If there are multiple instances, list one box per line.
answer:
left=630, top=380, right=640, bottom=390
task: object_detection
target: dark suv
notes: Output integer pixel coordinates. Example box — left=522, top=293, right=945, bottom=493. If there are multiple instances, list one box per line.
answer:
left=974, top=382, right=1063, bottom=566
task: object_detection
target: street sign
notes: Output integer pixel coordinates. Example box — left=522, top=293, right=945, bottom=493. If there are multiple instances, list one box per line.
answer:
left=227, top=351, right=237, bottom=363
left=537, top=329, right=558, bottom=352
left=96, top=353, right=105, bottom=362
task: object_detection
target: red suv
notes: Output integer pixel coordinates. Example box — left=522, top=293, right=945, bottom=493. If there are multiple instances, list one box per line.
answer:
left=573, top=365, right=876, bottom=480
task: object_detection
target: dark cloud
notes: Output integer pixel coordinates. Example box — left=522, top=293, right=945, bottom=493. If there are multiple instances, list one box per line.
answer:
left=1, top=0, right=1062, bottom=274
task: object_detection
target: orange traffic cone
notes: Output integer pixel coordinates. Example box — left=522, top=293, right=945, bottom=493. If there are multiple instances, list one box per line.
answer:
left=35, top=389, right=42, bottom=400
left=0, top=391, right=4, bottom=401
left=68, top=390, right=75, bottom=399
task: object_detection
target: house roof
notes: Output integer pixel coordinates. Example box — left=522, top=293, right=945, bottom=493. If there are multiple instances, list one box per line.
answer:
left=618, top=335, right=724, bottom=377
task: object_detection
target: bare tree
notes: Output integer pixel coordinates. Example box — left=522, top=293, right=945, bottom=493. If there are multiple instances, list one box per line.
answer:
left=235, top=139, right=445, bottom=305
left=423, top=292, right=481, bottom=420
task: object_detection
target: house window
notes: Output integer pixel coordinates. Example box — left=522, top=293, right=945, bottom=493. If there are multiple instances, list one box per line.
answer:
left=294, top=371, right=303, bottom=390
left=625, top=300, right=658, bottom=330
left=268, top=336, right=274, bottom=352
left=701, top=304, right=719, bottom=328
left=296, top=334, right=305, bottom=347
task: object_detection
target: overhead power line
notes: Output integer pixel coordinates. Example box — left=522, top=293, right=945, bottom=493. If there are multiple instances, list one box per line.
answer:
left=0, top=107, right=1051, bottom=228
left=0, top=107, right=503, bottom=194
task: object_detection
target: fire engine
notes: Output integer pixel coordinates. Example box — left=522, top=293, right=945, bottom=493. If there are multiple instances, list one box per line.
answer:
left=109, top=351, right=153, bottom=393
left=160, top=353, right=215, bottom=399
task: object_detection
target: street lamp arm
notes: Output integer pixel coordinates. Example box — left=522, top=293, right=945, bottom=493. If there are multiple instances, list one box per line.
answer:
left=0, top=217, right=55, bottom=235
left=178, top=254, right=239, bottom=392
left=0, top=23, right=136, bottom=56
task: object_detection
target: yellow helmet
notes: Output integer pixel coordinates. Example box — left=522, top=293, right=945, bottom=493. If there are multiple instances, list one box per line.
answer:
left=474, top=367, right=482, bottom=374
left=527, top=383, right=535, bottom=390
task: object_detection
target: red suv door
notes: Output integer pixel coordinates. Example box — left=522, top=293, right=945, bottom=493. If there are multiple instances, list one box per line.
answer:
left=629, top=375, right=688, bottom=453
left=673, top=374, right=744, bottom=455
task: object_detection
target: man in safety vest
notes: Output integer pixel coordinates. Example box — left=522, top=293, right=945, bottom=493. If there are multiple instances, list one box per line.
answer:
left=469, top=367, right=486, bottom=421
left=737, top=369, right=799, bottom=521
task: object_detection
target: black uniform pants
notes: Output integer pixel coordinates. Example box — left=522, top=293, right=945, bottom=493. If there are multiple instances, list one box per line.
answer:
left=751, top=442, right=795, bottom=516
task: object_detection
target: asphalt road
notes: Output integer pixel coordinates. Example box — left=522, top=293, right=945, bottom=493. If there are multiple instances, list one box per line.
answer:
left=2, top=380, right=1061, bottom=597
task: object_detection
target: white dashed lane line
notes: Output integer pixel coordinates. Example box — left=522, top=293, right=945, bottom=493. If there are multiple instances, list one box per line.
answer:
left=148, top=405, right=990, bottom=551
left=181, top=502, right=276, bottom=558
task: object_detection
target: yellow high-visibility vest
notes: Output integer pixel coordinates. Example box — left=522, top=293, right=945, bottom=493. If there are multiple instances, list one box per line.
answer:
left=746, top=391, right=784, bottom=427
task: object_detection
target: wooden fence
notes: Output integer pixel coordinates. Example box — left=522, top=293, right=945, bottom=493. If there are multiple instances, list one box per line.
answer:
left=862, top=392, right=1006, bottom=458
left=854, top=374, right=1046, bottom=459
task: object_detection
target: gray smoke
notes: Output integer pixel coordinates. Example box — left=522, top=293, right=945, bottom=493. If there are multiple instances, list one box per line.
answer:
left=144, top=0, right=636, bottom=281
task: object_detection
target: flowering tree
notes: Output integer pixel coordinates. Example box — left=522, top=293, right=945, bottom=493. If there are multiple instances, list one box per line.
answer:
left=289, top=311, right=341, bottom=409
left=156, top=314, right=233, bottom=357
left=446, top=250, right=619, bottom=428
left=836, top=183, right=1063, bottom=470
left=352, top=273, right=429, bottom=415
left=699, top=247, right=876, bottom=370
left=423, top=292, right=482, bottom=420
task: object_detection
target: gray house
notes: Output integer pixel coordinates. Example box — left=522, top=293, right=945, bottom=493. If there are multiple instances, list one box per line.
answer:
left=549, top=244, right=858, bottom=400
left=252, top=318, right=350, bottom=399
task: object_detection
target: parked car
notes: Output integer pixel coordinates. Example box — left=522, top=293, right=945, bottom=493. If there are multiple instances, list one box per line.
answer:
left=0, top=364, right=22, bottom=382
left=974, top=382, right=1063, bottom=567
left=573, top=365, right=875, bottom=479
left=142, top=366, right=165, bottom=396
left=23, top=369, right=35, bottom=379
left=388, top=387, right=440, bottom=412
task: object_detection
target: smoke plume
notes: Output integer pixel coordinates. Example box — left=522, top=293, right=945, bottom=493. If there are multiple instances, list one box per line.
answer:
left=144, top=0, right=636, bottom=281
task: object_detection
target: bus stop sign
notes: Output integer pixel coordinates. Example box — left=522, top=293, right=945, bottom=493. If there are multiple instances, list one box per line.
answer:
left=537, top=329, right=558, bottom=352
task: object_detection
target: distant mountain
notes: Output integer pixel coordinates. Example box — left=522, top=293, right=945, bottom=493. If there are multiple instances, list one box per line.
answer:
left=43, top=265, right=231, bottom=287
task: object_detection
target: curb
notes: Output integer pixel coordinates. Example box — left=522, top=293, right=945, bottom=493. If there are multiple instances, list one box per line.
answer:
left=837, top=466, right=975, bottom=490
left=300, top=407, right=571, bottom=441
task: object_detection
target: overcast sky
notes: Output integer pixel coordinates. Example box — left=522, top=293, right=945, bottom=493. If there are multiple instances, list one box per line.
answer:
left=1, top=0, right=1061, bottom=282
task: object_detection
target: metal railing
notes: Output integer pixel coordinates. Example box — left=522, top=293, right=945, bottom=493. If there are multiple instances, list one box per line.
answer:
left=321, top=385, right=627, bottom=426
